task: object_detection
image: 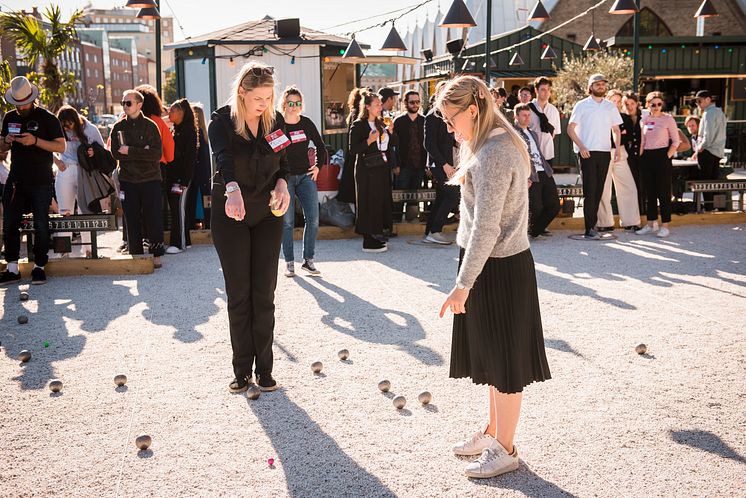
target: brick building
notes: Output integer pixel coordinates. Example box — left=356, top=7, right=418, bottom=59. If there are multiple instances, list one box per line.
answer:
left=81, top=41, right=106, bottom=115
left=108, top=47, right=134, bottom=108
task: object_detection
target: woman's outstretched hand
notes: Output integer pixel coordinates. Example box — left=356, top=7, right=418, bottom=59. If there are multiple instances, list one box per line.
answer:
left=439, top=286, right=470, bottom=318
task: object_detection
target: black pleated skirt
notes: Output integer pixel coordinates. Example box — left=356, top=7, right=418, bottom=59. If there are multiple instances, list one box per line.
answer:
left=450, top=248, right=551, bottom=394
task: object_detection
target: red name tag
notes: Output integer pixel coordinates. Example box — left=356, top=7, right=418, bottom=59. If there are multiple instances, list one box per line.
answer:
left=289, top=130, right=307, bottom=143
left=8, top=123, right=22, bottom=135
left=265, top=129, right=291, bottom=153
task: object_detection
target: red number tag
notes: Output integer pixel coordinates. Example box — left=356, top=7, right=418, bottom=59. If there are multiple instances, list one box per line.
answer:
left=289, top=130, right=307, bottom=143
left=265, top=129, right=291, bottom=153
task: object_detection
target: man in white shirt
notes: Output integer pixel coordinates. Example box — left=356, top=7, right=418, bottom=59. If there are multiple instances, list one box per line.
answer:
left=567, top=74, right=622, bottom=239
left=528, top=77, right=562, bottom=166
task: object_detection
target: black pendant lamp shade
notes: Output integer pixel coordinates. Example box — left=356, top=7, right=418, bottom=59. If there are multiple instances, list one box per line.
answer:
left=694, top=0, right=718, bottom=18
left=541, top=45, right=557, bottom=60
left=440, top=0, right=477, bottom=28
left=381, top=25, right=408, bottom=51
left=528, top=1, right=551, bottom=21
left=343, top=37, right=365, bottom=58
left=509, top=52, right=524, bottom=66
left=483, top=56, right=497, bottom=69
left=608, top=0, right=639, bottom=15
left=136, top=7, right=161, bottom=20
left=126, top=0, right=157, bottom=8
left=583, top=34, right=601, bottom=51
left=461, top=59, right=477, bottom=72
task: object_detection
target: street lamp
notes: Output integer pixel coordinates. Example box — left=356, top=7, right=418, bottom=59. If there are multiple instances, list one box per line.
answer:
left=609, top=0, right=640, bottom=91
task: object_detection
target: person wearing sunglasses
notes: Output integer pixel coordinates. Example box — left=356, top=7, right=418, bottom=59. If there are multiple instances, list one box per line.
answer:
left=636, top=91, right=680, bottom=238
left=392, top=90, right=426, bottom=223
left=278, top=85, right=326, bottom=277
left=165, top=98, right=198, bottom=253
left=208, top=62, right=291, bottom=394
left=110, top=89, right=165, bottom=267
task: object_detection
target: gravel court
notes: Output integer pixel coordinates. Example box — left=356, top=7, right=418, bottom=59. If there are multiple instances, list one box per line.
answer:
left=1, top=224, right=744, bottom=497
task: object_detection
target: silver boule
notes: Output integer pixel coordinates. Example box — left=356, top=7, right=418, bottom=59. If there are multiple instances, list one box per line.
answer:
left=48, top=379, right=63, bottom=393
left=418, top=391, right=432, bottom=405
left=337, top=349, right=349, bottom=361
left=635, top=344, right=647, bottom=355
left=20, top=292, right=29, bottom=302
left=114, top=374, right=127, bottom=387
left=246, top=384, right=261, bottom=400
left=311, top=361, right=323, bottom=374
left=393, top=396, right=406, bottom=409
left=17, top=315, right=28, bottom=325
left=18, top=350, right=31, bottom=363
left=135, top=434, right=152, bottom=450
left=377, top=380, right=391, bottom=392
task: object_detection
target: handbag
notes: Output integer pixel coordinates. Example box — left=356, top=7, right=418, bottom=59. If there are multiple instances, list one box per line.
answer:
left=363, top=151, right=388, bottom=169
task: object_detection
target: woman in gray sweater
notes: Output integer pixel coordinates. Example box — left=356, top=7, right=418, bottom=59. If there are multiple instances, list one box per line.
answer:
left=437, top=76, right=551, bottom=479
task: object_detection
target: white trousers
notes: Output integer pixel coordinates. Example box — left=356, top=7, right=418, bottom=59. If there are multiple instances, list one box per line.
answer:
left=597, top=148, right=641, bottom=228
left=54, top=162, right=90, bottom=249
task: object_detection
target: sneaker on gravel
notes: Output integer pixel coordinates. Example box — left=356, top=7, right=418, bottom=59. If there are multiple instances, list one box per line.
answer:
left=165, top=246, right=183, bottom=254
left=453, top=430, right=496, bottom=456
left=0, top=270, right=21, bottom=286
left=285, top=262, right=295, bottom=278
left=424, top=232, right=452, bottom=245
left=228, top=375, right=250, bottom=393
left=656, top=227, right=670, bottom=238
left=636, top=225, right=656, bottom=235
left=363, top=237, right=387, bottom=253
left=31, top=267, right=47, bottom=285
left=584, top=229, right=601, bottom=240
left=464, top=441, right=519, bottom=479
left=256, top=374, right=279, bottom=392
left=301, top=259, right=320, bottom=276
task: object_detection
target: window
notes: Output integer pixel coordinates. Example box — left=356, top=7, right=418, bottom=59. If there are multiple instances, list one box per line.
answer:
left=86, top=53, right=89, bottom=62
left=86, top=68, right=90, bottom=77
left=617, top=8, right=673, bottom=37
left=94, top=54, right=98, bottom=63
left=95, top=69, right=99, bottom=78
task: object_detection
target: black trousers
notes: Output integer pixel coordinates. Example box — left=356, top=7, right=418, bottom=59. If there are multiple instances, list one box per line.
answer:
left=640, top=147, right=673, bottom=223
left=627, top=153, right=646, bottom=215
left=2, top=182, right=52, bottom=266
left=167, top=184, right=192, bottom=249
left=425, top=167, right=460, bottom=235
left=579, top=152, right=610, bottom=232
left=697, top=149, right=721, bottom=210
left=211, top=184, right=283, bottom=380
left=120, top=180, right=165, bottom=257
left=528, top=171, right=560, bottom=237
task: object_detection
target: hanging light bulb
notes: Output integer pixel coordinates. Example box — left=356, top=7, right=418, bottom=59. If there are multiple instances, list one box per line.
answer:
left=583, top=33, right=601, bottom=51
left=541, top=45, right=558, bottom=60
left=528, top=1, right=551, bottom=21
left=694, top=0, right=718, bottom=17
left=343, top=36, right=365, bottom=58
left=440, top=0, right=477, bottom=28
left=228, top=57, right=236, bottom=68
left=608, top=0, right=639, bottom=15
left=509, top=52, right=524, bottom=66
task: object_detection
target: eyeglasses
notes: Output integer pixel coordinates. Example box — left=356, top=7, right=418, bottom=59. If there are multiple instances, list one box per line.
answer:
left=441, top=107, right=466, bottom=128
left=286, top=101, right=302, bottom=107
left=121, top=100, right=134, bottom=107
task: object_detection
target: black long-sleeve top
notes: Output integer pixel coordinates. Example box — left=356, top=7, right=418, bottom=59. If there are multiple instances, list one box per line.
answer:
left=167, top=124, right=197, bottom=185
left=348, top=118, right=396, bottom=168
left=110, top=112, right=163, bottom=183
left=393, top=113, right=426, bottom=170
left=424, top=109, right=454, bottom=170
left=283, top=115, right=326, bottom=175
left=621, top=113, right=641, bottom=157
left=208, top=105, right=289, bottom=197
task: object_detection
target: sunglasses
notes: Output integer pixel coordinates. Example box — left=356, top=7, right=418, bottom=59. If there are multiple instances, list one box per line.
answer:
left=408, top=100, right=421, bottom=105
left=121, top=100, right=135, bottom=107
left=286, top=101, right=302, bottom=107
left=649, top=102, right=662, bottom=108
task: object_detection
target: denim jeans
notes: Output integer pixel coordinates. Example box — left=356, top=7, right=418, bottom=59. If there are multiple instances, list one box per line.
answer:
left=282, top=173, right=319, bottom=262
left=2, top=182, right=53, bottom=266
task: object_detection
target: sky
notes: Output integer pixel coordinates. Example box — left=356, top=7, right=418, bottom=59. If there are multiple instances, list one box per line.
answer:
left=0, top=0, right=450, bottom=53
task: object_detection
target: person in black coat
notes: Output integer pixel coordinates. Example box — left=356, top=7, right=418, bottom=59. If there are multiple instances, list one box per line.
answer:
left=166, top=98, right=197, bottom=252
left=337, top=87, right=366, bottom=205
left=393, top=90, right=426, bottom=221
left=186, top=104, right=212, bottom=230
left=348, top=90, right=396, bottom=253
left=622, top=92, right=644, bottom=215
left=208, top=62, right=291, bottom=394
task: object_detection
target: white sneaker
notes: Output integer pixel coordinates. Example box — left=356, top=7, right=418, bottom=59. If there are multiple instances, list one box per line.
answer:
left=165, top=246, right=183, bottom=254
left=464, top=441, right=519, bottom=479
left=635, top=225, right=656, bottom=235
left=285, top=262, right=295, bottom=278
left=424, top=232, right=453, bottom=245
left=656, top=227, right=670, bottom=238
left=453, top=431, right=496, bottom=456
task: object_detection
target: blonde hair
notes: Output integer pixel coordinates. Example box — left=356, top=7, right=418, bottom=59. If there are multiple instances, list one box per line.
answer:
left=230, top=61, right=276, bottom=139
left=645, top=91, right=664, bottom=104
left=279, top=85, right=303, bottom=113
left=434, top=76, right=530, bottom=185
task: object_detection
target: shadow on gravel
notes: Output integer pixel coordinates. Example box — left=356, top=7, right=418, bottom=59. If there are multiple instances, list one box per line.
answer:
left=247, top=390, right=396, bottom=497
left=670, top=429, right=746, bottom=464
left=544, top=338, right=584, bottom=358
left=293, top=276, right=443, bottom=366
left=470, top=463, right=577, bottom=497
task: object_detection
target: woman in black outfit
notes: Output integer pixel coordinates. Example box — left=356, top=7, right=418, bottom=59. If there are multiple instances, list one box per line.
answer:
left=622, top=92, right=644, bottom=215
left=187, top=104, right=211, bottom=229
left=348, top=90, right=396, bottom=253
left=166, top=98, right=197, bottom=253
left=208, top=62, right=291, bottom=393
left=336, top=87, right=366, bottom=205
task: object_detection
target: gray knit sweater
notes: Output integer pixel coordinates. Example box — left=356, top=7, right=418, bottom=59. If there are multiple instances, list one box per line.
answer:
left=456, top=129, right=530, bottom=289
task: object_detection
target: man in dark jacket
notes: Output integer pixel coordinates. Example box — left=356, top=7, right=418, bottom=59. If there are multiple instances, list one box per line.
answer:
left=393, top=91, right=426, bottom=221
left=423, top=102, right=458, bottom=245
left=111, top=89, right=165, bottom=267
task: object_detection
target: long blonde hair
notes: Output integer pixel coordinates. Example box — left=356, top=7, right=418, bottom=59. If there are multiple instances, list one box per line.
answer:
left=230, top=61, right=276, bottom=139
left=434, top=76, right=530, bottom=184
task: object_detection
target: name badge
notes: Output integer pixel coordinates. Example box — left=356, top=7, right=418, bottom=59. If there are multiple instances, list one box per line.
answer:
left=8, top=123, right=22, bottom=135
left=289, top=130, right=307, bottom=143
left=265, top=129, right=291, bottom=153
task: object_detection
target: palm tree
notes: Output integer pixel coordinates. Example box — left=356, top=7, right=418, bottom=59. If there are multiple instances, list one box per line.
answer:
left=0, top=5, right=84, bottom=111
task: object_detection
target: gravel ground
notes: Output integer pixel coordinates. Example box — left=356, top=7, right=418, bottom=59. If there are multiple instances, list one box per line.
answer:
left=1, top=224, right=745, bottom=497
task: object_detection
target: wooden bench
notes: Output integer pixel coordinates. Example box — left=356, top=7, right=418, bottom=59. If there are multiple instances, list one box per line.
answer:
left=686, top=180, right=746, bottom=213
left=21, top=213, right=118, bottom=260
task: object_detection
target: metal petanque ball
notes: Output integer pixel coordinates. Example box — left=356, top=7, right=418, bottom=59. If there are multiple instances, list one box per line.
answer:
left=418, top=391, right=432, bottom=405
left=377, top=380, right=391, bottom=393
left=337, top=349, right=349, bottom=361
left=18, top=315, right=28, bottom=325
left=114, top=374, right=127, bottom=387
left=135, top=434, right=152, bottom=451
left=48, top=379, right=63, bottom=393
left=18, top=350, right=31, bottom=363
left=393, top=396, right=407, bottom=410
left=311, top=361, right=323, bottom=374
left=635, top=344, right=647, bottom=355
left=20, top=291, right=29, bottom=302
left=246, top=384, right=261, bottom=400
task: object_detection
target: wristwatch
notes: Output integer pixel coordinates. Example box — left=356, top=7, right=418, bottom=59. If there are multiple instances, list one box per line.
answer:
left=225, top=184, right=240, bottom=195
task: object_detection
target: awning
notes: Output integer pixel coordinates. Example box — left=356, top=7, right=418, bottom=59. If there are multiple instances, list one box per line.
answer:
left=325, top=55, right=420, bottom=65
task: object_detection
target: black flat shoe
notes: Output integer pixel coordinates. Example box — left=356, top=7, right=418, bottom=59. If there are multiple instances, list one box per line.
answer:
left=256, top=374, right=279, bottom=392
left=228, top=375, right=250, bottom=393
